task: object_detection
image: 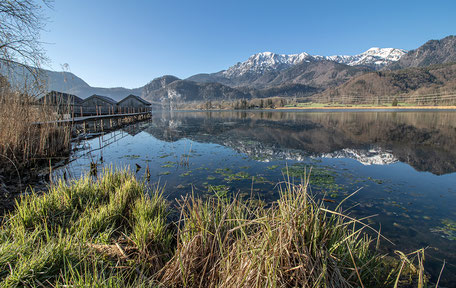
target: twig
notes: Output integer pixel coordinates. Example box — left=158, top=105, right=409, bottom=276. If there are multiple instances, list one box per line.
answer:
left=347, top=241, right=365, bottom=288
left=0, top=154, right=22, bottom=189
left=435, top=260, right=445, bottom=288
left=115, top=243, right=127, bottom=258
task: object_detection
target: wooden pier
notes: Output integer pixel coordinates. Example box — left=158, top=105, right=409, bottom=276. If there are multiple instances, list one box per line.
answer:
left=33, top=112, right=152, bottom=137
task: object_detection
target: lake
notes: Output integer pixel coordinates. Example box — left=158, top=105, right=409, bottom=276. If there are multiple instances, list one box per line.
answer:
left=55, top=110, right=456, bottom=285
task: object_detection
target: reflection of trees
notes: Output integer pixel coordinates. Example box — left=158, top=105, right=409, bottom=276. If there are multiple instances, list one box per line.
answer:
left=145, top=111, right=456, bottom=175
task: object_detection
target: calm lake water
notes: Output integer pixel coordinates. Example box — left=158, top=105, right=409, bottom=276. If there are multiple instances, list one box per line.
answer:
left=55, top=110, right=456, bottom=285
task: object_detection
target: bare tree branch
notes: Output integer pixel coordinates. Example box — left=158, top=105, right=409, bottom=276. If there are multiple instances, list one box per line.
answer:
left=0, top=0, right=53, bottom=94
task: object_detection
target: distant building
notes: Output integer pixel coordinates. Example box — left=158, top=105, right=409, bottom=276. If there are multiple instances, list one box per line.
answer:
left=117, top=94, right=151, bottom=113
left=82, top=94, right=117, bottom=115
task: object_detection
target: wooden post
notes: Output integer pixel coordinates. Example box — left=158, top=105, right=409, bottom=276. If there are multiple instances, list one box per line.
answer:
left=80, top=106, right=83, bottom=117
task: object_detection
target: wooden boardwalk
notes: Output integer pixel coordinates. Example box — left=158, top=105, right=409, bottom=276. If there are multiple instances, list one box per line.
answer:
left=32, top=112, right=152, bottom=138
left=33, top=112, right=151, bottom=126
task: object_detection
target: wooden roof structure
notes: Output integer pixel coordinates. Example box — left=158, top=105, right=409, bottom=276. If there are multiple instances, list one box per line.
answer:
left=38, top=91, right=83, bottom=106
left=118, top=94, right=151, bottom=106
left=83, top=94, right=117, bottom=105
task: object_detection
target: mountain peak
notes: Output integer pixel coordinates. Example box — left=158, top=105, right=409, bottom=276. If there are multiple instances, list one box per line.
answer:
left=223, top=51, right=312, bottom=78
left=345, top=47, right=407, bottom=68
left=222, top=47, right=406, bottom=79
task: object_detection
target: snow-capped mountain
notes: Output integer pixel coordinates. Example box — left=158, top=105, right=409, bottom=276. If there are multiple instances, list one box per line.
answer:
left=222, top=52, right=313, bottom=77
left=320, top=147, right=398, bottom=165
left=321, top=47, right=407, bottom=69
left=222, top=48, right=407, bottom=79
left=224, top=139, right=398, bottom=166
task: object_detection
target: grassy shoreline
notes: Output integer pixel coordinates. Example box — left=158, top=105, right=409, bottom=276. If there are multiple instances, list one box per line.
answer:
left=172, top=105, right=456, bottom=112
left=0, top=169, right=427, bottom=287
left=276, top=105, right=456, bottom=110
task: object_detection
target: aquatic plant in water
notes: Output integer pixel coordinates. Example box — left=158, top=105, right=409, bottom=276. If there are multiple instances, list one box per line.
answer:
left=208, top=185, right=230, bottom=197
left=431, top=219, right=456, bottom=240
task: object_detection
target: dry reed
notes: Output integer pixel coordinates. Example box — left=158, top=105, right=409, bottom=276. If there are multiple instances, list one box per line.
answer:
left=0, top=79, right=71, bottom=174
left=159, top=176, right=427, bottom=288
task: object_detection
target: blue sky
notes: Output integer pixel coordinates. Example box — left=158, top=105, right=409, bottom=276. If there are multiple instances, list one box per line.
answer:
left=41, top=0, right=456, bottom=88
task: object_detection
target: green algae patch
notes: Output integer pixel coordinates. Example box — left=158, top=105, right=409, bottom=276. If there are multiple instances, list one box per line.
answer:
left=224, top=171, right=250, bottom=182
left=368, top=177, right=384, bottom=184
left=159, top=154, right=173, bottom=158
left=431, top=219, right=456, bottom=240
left=282, top=164, right=336, bottom=187
left=161, top=163, right=175, bottom=168
left=122, top=154, right=141, bottom=159
left=215, top=167, right=232, bottom=174
left=267, top=165, right=279, bottom=170
left=179, top=170, right=192, bottom=177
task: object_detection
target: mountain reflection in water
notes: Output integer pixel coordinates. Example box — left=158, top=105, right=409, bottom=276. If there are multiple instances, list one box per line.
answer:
left=145, top=110, right=456, bottom=175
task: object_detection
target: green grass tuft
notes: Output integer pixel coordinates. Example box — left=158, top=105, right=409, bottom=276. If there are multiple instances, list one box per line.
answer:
left=0, top=168, right=427, bottom=287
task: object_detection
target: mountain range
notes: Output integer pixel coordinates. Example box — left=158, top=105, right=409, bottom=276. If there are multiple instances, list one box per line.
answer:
left=1, top=35, right=455, bottom=105
left=187, top=47, right=405, bottom=87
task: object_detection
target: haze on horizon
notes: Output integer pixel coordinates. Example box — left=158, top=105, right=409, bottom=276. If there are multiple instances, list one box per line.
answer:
left=42, top=0, right=456, bottom=89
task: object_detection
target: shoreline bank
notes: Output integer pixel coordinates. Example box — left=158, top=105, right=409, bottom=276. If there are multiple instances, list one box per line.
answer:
left=275, top=105, right=456, bottom=111
left=171, top=106, right=456, bottom=112
left=0, top=169, right=426, bottom=287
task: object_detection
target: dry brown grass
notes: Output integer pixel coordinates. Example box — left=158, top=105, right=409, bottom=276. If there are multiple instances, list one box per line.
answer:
left=158, top=178, right=426, bottom=288
left=0, top=80, right=71, bottom=174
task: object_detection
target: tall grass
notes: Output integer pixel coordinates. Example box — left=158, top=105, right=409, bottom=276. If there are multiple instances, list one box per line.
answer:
left=0, top=168, right=172, bottom=287
left=0, top=80, right=71, bottom=174
left=0, top=169, right=426, bottom=287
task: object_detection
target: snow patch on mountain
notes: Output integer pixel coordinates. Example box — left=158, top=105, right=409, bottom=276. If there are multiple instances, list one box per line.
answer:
left=223, top=48, right=407, bottom=78
left=221, top=137, right=398, bottom=166
left=222, top=52, right=312, bottom=77
left=322, top=47, right=407, bottom=68
left=320, top=147, right=398, bottom=165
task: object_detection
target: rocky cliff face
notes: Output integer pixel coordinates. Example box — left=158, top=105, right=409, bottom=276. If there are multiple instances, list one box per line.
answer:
left=141, top=79, right=250, bottom=107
